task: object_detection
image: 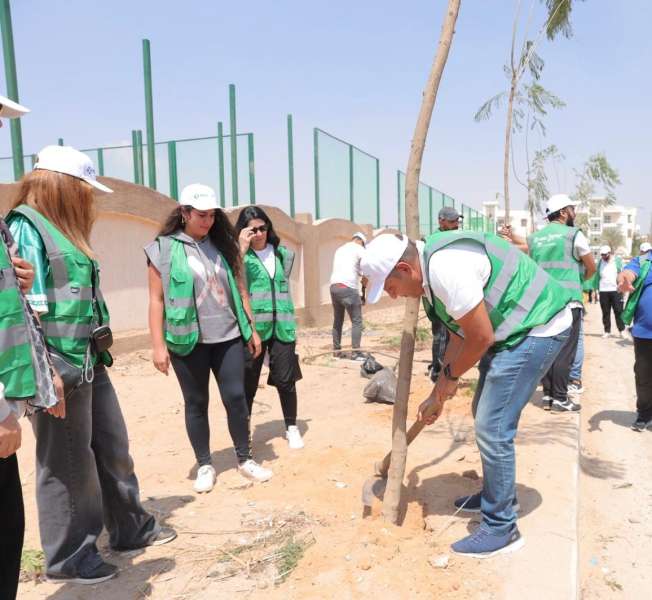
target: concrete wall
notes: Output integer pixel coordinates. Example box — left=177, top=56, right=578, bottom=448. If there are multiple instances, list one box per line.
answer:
left=0, top=178, right=400, bottom=335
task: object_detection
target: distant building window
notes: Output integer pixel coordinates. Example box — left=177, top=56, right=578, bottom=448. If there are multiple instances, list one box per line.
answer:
left=604, top=215, right=611, bottom=223
left=521, top=219, right=527, bottom=227
left=592, top=222, right=599, bottom=230
left=628, top=215, right=632, bottom=223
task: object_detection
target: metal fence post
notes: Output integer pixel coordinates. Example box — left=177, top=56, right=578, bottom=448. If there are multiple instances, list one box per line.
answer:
left=397, top=170, right=401, bottom=232
left=137, top=130, right=145, bottom=185
left=142, top=39, right=157, bottom=189
left=167, top=140, right=178, bottom=200
left=247, top=133, right=255, bottom=204
left=57, top=138, right=64, bottom=146
left=228, top=84, right=239, bottom=206
left=375, top=158, right=380, bottom=228
left=131, top=130, right=140, bottom=184
left=30, top=154, right=36, bottom=169
left=97, top=148, right=104, bottom=176
left=0, top=0, right=25, bottom=180
left=313, top=128, right=320, bottom=219
left=348, top=144, right=354, bottom=221
left=217, top=121, right=226, bottom=208
left=429, top=187, right=433, bottom=234
left=287, top=114, right=295, bottom=217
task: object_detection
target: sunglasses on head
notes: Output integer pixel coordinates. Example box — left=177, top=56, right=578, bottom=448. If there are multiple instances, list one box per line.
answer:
left=251, top=225, right=267, bottom=234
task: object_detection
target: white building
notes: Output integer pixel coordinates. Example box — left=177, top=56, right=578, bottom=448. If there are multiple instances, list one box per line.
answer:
left=483, top=200, right=534, bottom=238
left=575, top=197, right=638, bottom=257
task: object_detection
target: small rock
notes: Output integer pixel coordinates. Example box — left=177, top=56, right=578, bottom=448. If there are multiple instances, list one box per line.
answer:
left=453, top=433, right=467, bottom=442
left=456, top=455, right=466, bottom=462
left=247, top=501, right=256, bottom=507
left=358, top=561, right=372, bottom=571
left=612, top=482, right=633, bottom=490
left=335, top=481, right=348, bottom=489
left=428, top=554, right=449, bottom=569
left=462, top=469, right=480, bottom=480
left=345, top=554, right=352, bottom=561
left=227, top=480, right=253, bottom=490
left=628, top=517, right=641, bottom=524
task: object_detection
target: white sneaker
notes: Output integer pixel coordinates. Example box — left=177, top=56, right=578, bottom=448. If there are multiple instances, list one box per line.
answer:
left=194, top=465, right=216, bottom=493
left=602, top=332, right=611, bottom=339
left=238, top=459, right=273, bottom=482
left=286, top=425, right=304, bottom=449
left=618, top=330, right=625, bottom=339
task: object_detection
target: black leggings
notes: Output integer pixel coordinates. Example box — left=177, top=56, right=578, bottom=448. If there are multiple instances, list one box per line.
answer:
left=170, top=338, right=251, bottom=466
left=245, top=338, right=298, bottom=428
left=0, top=454, right=24, bottom=600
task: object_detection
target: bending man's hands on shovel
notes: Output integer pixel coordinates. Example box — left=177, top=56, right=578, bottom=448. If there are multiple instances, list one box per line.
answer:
left=417, top=375, right=458, bottom=425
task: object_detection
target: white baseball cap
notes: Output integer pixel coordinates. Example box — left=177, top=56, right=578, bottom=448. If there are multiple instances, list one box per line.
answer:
left=352, top=231, right=367, bottom=245
left=640, top=242, right=651, bottom=253
left=179, top=184, right=219, bottom=210
left=0, top=94, right=29, bottom=118
left=35, top=145, right=112, bottom=193
left=600, top=245, right=611, bottom=255
left=360, top=233, right=409, bottom=304
left=545, top=193, right=577, bottom=216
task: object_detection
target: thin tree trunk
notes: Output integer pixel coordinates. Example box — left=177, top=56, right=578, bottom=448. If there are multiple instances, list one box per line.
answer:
left=382, top=0, right=462, bottom=525
left=503, top=78, right=516, bottom=222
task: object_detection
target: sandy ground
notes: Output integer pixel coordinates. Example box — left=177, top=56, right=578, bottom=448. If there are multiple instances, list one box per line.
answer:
left=14, top=303, right=651, bottom=599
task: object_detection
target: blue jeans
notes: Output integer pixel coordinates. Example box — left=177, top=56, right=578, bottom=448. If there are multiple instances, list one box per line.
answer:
left=470, top=328, right=570, bottom=534
left=569, top=316, right=584, bottom=381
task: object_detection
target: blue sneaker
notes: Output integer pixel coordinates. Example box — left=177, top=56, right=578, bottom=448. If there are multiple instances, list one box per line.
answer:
left=453, top=492, right=520, bottom=514
left=451, top=525, right=524, bottom=558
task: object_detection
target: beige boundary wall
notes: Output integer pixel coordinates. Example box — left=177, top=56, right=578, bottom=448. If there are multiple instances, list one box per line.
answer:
left=0, top=178, right=399, bottom=345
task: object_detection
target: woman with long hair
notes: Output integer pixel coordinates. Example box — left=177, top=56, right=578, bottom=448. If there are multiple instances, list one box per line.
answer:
left=146, top=184, right=270, bottom=494
left=7, top=145, right=175, bottom=585
left=235, top=206, right=304, bottom=449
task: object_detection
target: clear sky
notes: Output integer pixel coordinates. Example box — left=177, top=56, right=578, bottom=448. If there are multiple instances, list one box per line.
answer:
left=2, top=0, right=650, bottom=232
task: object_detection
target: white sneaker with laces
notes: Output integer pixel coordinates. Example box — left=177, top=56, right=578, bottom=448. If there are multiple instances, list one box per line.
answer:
left=238, top=459, right=273, bottom=482
left=194, top=465, right=216, bottom=493
left=602, top=332, right=611, bottom=339
left=286, top=425, right=304, bottom=449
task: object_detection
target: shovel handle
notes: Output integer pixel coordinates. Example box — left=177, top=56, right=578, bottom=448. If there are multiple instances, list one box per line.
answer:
left=375, top=417, right=428, bottom=478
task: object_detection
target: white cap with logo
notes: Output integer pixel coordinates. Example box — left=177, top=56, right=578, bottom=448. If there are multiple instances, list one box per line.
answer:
left=35, top=145, right=112, bottom=193
left=352, top=231, right=367, bottom=245
left=640, top=242, right=651, bottom=253
left=179, top=184, right=219, bottom=210
left=600, top=245, right=611, bottom=255
left=360, top=233, right=409, bottom=304
left=545, top=193, right=577, bottom=216
left=0, top=94, right=29, bottom=118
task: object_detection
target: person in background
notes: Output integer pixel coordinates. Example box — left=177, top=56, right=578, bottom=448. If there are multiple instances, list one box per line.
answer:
left=583, top=274, right=597, bottom=304
left=618, top=244, right=652, bottom=431
left=596, top=245, right=625, bottom=338
left=329, top=232, right=367, bottom=360
left=0, top=93, right=64, bottom=600
left=236, top=206, right=304, bottom=450
left=428, top=206, right=463, bottom=382
left=8, top=146, right=176, bottom=585
left=146, top=184, right=270, bottom=495
left=639, top=241, right=652, bottom=256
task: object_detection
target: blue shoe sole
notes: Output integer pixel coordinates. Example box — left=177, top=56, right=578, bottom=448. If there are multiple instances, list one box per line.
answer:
left=451, top=535, right=525, bottom=559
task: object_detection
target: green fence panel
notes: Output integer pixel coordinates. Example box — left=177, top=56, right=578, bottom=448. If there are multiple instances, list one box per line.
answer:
left=352, top=147, right=379, bottom=227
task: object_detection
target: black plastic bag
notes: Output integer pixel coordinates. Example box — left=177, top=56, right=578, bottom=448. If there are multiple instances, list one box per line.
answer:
left=360, top=354, right=384, bottom=379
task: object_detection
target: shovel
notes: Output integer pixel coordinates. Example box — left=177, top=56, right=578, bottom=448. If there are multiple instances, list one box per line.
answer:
left=361, top=407, right=434, bottom=513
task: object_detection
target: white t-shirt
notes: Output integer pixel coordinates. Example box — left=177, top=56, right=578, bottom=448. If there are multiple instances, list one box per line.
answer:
left=598, top=259, right=618, bottom=292
left=330, top=241, right=365, bottom=290
left=417, top=240, right=572, bottom=338
left=253, top=244, right=276, bottom=278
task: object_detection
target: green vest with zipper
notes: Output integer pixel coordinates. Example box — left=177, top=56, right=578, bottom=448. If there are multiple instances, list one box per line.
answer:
left=7, top=206, right=111, bottom=369
left=421, top=231, right=573, bottom=351
left=527, top=222, right=584, bottom=303
left=157, top=235, right=253, bottom=356
left=244, top=246, right=296, bottom=343
left=0, top=234, right=36, bottom=399
left=622, top=255, right=651, bottom=326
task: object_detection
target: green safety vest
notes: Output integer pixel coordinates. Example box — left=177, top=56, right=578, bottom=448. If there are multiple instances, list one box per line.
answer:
left=157, top=235, right=253, bottom=356
left=622, top=256, right=651, bottom=326
left=0, top=233, right=36, bottom=399
left=421, top=231, right=573, bottom=351
left=7, top=205, right=111, bottom=369
left=243, top=246, right=296, bottom=343
left=528, top=222, right=583, bottom=303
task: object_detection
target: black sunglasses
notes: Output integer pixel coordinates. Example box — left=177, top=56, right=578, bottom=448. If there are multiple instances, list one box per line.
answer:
left=251, top=225, right=267, bottom=234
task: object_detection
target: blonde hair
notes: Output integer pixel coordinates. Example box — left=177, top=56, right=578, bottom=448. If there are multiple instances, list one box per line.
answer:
left=12, top=169, right=96, bottom=257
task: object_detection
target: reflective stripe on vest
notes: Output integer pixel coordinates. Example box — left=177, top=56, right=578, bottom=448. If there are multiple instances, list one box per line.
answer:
left=7, top=206, right=110, bottom=369
left=244, top=246, right=296, bottom=342
left=423, top=230, right=572, bottom=350
left=157, top=236, right=253, bottom=356
left=0, top=244, right=36, bottom=399
left=528, top=223, right=583, bottom=302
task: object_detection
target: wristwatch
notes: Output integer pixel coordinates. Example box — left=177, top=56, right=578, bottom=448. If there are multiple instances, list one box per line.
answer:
left=443, top=364, right=459, bottom=381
